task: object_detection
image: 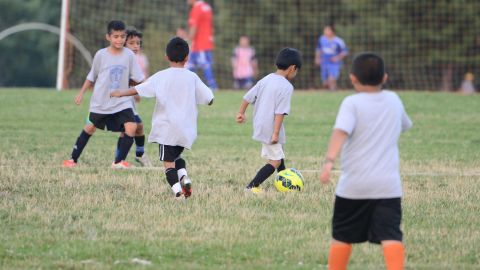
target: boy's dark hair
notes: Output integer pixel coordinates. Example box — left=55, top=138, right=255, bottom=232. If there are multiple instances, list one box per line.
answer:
left=166, top=37, right=189, bottom=62
left=275, top=48, right=302, bottom=70
left=107, top=20, right=126, bottom=34
left=351, top=52, right=385, bottom=86
left=126, top=28, right=143, bottom=40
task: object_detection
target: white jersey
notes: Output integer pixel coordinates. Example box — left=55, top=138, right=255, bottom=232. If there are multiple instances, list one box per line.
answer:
left=87, top=47, right=144, bottom=114
left=243, top=73, right=294, bottom=144
left=334, top=90, right=412, bottom=199
left=135, top=67, right=214, bottom=149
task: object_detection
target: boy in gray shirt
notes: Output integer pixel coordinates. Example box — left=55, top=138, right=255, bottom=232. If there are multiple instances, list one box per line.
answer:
left=63, top=20, right=144, bottom=169
left=320, top=52, right=412, bottom=269
left=237, top=48, right=302, bottom=194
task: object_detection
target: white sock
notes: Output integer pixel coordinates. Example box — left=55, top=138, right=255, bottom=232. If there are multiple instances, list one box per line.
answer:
left=172, top=182, right=182, bottom=194
left=178, top=168, right=188, bottom=181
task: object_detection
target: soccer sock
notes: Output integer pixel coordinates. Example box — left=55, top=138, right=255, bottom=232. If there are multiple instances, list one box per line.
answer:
left=165, top=168, right=182, bottom=195
left=134, top=135, right=145, bottom=157
left=247, top=164, right=275, bottom=188
left=327, top=242, right=352, bottom=270
left=383, top=243, right=404, bottom=270
left=115, top=134, right=134, bottom=163
left=277, top=159, right=286, bottom=172
left=115, top=136, right=122, bottom=159
left=71, top=130, right=91, bottom=163
left=175, top=158, right=187, bottom=180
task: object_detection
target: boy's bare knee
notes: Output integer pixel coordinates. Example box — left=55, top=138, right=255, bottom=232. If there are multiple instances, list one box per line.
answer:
left=136, top=123, right=144, bottom=136
left=84, top=124, right=96, bottom=135
left=268, top=159, right=281, bottom=168
left=124, top=122, right=137, bottom=136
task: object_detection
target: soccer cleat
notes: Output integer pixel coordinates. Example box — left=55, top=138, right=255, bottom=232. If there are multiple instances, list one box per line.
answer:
left=62, top=159, right=77, bottom=168
left=175, top=192, right=185, bottom=200
left=180, top=176, right=192, bottom=198
left=135, top=154, right=153, bottom=167
left=245, top=186, right=263, bottom=194
left=111, top=161, right=130, bottom=169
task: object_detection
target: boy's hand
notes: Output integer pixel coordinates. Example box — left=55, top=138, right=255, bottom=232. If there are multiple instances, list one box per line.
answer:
left=270, top=133, right=279, bottom=144
left=320, top=161, right=334, bottom=184
left=110, top=91, right=122, bottom=97
left=74, top=93, right=83, bottom=105
left=236, top=112, right=246, bottom=123
left=134, top=95, right=141, bottom=103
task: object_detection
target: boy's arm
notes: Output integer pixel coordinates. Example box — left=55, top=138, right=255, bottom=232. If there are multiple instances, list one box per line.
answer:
left=74, top=79, right=94, bottom=105
left=271, top=114, right=284, bottom=144
left=110, top=88, right=138, bottom=98
left=236, top=100, right=249, bottom=123
left=320, top=129, right=349, bottom=184
left=315, top=50, right=321, bottom=66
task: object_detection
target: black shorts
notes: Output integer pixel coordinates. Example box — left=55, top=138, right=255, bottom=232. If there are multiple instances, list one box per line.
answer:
left=159, top=144, right=184, bottom=162
left=88, top=108, right=136, bottom=132
left=134, top=114, right=142, bottom=124
left=332, top=196, right=402, bottom=244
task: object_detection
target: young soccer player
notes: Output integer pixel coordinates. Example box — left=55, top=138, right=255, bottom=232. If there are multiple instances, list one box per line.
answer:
left=110, top=37, right=214, bottom=199
left=62, top=20, right=145, bottom=169
left=236, top=48, right=302, bottom=194
left=320, top=52, right=412, bottom=270
left=114, top=28, right=152, bottom=167
left=231, top=35, right=258, bottom=90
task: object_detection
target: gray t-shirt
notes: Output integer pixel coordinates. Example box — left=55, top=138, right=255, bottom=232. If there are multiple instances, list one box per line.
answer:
left=87, top=48, right=144, bottom=114
left=135, top=67, right=214, bottom=149
left=334, top=90, right=413, bottom=199
left=243, top=73, right=293, bottom=144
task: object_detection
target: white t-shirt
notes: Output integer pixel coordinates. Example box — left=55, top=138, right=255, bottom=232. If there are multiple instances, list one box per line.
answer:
left=243, top=73, right=293, bottom=144
left=135, top=67, right=214, bottom=149
left=334, top=90, right=412, bottom=199
left=87, top=48, right=144, bottom=114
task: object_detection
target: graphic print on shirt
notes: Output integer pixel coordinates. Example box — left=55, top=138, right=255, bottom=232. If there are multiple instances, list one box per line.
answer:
left=109, top=65, right=126, bottom=90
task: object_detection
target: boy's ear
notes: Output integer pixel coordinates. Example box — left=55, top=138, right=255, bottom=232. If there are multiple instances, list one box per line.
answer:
left=105, top=34, right=110, bottom=42
left=349, top=74, right=358, bottom=84
left=383, top=74, right=388, bottom=84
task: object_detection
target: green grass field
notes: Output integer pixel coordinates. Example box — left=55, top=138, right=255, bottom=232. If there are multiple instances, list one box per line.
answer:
left=0, top=89, right=479, bottom=269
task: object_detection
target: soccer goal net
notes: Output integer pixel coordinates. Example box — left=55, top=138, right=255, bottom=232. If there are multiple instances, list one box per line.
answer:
left=64, top=0, right=480, bottom=91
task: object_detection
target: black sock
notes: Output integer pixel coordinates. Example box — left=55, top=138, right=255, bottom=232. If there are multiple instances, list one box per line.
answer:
left=135, top=135, right=145, bottom=157
left=165, top=168, right=179, bottom=187
left=71, top=130, right=91, bottom=163
left=175, top=158, right=186, bottom=170
left=115, top=136, right=122, bottom=159
left=247, top=164, right=276, bottom=188
left=115, top=134, right=134, bottom=163
left=277, top=159, right=286, bottom=172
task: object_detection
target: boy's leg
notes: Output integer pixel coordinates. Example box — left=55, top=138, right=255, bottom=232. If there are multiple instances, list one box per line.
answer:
left=115, top=133, right=124, bottom=160
left=200, top=51, right=217, bottom=90
left=382, top=240, right=404, bottom=270
left=327, top=239, right=352, bottom=270
left=175, top=157, right=192, bottom=197
left=65, top=124, right=96, bottom=166
left=134, top=122, right=145, bottom=158
left=246, top=143, right=284, bottom=189
left=160, top=144, right=185, bottom=198
left=115, top=122, right=136, bottom=164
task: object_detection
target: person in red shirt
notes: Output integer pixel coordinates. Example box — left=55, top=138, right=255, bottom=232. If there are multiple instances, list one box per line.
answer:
left=186, top=0, right=217, bottom=90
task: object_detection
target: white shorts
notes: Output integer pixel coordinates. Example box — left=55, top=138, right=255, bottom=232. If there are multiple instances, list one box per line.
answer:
left=261, top=143, right=285, bottom=160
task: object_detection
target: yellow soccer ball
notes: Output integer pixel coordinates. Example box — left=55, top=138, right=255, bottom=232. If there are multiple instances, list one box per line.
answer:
left=274, top=168, right=304, bottom=192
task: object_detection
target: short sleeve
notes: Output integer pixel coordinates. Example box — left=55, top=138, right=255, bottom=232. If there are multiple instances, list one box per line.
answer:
left=275, top=88, right=292, bottom=115
left=195, top=75, right=214, bottom=105
left=316, top=37, right=322, bottom=51
left=337, top=38, right=348, bottom=53
left=135, top=79, right=156, bottom=98
left=243, top=83, right=259, bottom=104
left=334, top=98, right=356, bottom=135
left=129, top=53, right=145, bottom=83
left=86, top=51, right=101, bottom=82
left=401, top=109, right=413, bottom=132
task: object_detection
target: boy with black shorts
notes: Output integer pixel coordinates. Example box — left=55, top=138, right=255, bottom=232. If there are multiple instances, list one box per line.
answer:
left=320, top=52, right=412, bottom=270
left=111, top=37, right=214, bottom=199
left=236, top=48, right=302, bottom=194
left=63, top=20, right=145, bottom=168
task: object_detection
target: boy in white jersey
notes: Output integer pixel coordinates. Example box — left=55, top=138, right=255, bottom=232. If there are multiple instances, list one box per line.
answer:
left=63, top=20, right=145, bottom=169
left=237, top=48, right=302, bottom=194
left=320, top=52, right=412, bottom=270
left=111, top=37, right=214, bottom=199
left=114, top=28, right=152, bottom=167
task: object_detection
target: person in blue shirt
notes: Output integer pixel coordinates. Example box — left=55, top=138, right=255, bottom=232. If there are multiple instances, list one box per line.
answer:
left=315, top=25, right=348, bottom=91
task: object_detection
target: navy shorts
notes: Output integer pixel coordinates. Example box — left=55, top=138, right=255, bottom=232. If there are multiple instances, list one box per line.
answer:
left=321, top=63, right=342, bottom=81
left=332, top=196, right=403, bottom=244
left=87, top=108, right=135, bottom=132
left=134, top=114, right=142, bottom=124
